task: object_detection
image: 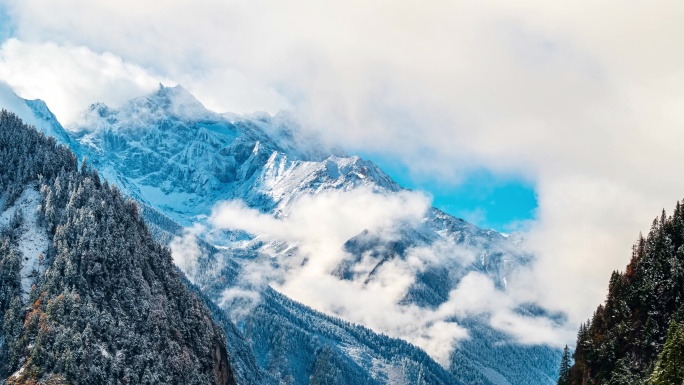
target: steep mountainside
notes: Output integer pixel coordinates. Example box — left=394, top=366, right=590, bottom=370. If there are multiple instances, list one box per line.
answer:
left=0, top=111, right=241, bottom=384
left=565, top=202, right=684, bottom=384
left=192, top=242, right=466, bottom=384
left=20, top=85, right=561, bottom=384
left=69, top=85, right=530, bottom=297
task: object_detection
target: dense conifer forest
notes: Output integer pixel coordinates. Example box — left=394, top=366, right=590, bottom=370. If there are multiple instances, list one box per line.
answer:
left=564, top=200, right=684, bottom=384
left=0, top=110, right=236, bottom=384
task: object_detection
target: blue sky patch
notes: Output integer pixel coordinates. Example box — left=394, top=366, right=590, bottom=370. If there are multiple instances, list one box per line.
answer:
left=363, top=153, right=538, bottom=232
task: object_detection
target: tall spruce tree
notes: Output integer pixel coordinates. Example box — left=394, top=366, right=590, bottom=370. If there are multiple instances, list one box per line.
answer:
left=557, top=345, right=570, bottom=385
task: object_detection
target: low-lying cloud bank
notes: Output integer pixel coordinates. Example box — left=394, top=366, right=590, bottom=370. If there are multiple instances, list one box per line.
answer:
left=171, top=188, right=576, bottom=364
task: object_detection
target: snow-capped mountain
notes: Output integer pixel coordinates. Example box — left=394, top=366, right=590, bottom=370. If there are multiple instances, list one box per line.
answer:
left=68, top=85, right=528, bottom=288
left=14, top=84, right=561, bottom=384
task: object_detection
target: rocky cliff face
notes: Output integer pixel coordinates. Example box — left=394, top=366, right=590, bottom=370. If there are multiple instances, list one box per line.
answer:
left=214, top=343, right=236, bottom=385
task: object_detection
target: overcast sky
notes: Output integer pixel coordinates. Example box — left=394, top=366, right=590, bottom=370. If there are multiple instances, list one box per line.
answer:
left=1, top=0, right=683, bottom=346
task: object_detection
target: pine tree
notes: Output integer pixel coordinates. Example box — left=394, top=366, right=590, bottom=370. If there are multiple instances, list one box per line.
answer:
left=649, top=320, right=684, bottom=385
left=558, top=345, right=571, bottom=385
left=0, top=111, right=238, bottom=384
left=565, top=200, right=684, bottom=383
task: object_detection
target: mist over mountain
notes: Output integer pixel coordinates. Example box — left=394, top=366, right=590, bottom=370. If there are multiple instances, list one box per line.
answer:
left=1, top=85, right=565, bottom=384
left=2, top=1, right=683, bottom=383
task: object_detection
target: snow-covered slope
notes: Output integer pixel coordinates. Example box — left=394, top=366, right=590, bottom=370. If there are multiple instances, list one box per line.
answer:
left=0, top=83, right=77, bottom=150
left=0, top=188, right=49, bottom=301
left=68, top=85, right=361, bottom=225
left=24, top=85, right=561, bottom=384
left=0, top=113, right=242, bottom=384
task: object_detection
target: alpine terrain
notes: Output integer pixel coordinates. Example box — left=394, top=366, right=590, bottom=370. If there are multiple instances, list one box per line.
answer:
left=0, top=111, right=240, bottom=384
left=2, top=84, right=563, bottom=384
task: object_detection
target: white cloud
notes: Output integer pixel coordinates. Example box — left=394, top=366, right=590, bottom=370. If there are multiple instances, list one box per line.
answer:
left=1, top=0, right=684, bottom=345
left=169, top=225, right=206, bottom=283
left=434, top=272, right=576, bottom=347
left=218, top=287, right=263, bottom=319
left=210, top=188, right=430, bottom=275
left=0, top=80, right=42, bottom=126
left=0, top=39, right=167, bottom=124
left=209, top=189, right=471, bottom=363
left=208, top=188, right=571, bottom=364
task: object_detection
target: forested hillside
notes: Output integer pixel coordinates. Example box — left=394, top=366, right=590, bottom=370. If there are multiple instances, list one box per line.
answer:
left=0, top=110, right=238, bottom=384
left=563, top=200, right=684, bottom=384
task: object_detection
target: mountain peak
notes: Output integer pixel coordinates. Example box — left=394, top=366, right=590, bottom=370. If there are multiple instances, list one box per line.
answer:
left=71, top=85, right=214, bottom=134
left=145, top=83, right=210, bottom=119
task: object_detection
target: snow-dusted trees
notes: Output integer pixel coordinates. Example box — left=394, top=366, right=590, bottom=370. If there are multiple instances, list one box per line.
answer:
left=557, top=345, right=570, bottom=385
left=0, top=110, right=77, bottom=210
left=0, top=111, right=236, bottom=384
left=566, top=200, right=684, bottom=384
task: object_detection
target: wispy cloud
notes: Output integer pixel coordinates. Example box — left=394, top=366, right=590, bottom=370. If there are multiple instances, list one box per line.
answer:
left=169, top=224, right=207, bottom=283
left=202, top=188, right=572, bottom=364
left=0, top=39, right=166, bottom=124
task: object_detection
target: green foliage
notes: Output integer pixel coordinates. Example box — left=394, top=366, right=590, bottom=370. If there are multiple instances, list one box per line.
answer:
left=649, top=320, right=684, bottom=385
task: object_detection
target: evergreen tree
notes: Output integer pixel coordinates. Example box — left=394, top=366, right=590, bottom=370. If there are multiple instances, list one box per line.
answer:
left=0, top=111, right=238, bottom=384
left=557, top=345, right=570, bottom=385
left=566, top=199, right=684, bottom=384
left=649, top=320, right=684, bottom=385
